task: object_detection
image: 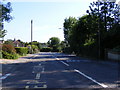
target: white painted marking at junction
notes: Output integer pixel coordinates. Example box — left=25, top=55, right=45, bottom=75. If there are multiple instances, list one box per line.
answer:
left=42, top=68, right=45, bottom=73
left=35, top=73, right=41, bottom=79
left=27, top=82, right=30, bottom=84
left=0, top=73, right=11, bottom=80
left=60, top=61, right=69, bottom=66
left=25, top=86, right=29, bottom=88
left=55, top=58, right=69, bottom=66
left=74, top=69, right=108, bottom=88
left=56, top=58, right=60, bottom=60
left=34, top=84, right=47, bottom=88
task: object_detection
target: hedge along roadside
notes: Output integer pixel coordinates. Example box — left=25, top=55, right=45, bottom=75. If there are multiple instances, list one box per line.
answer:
left=15, top=47, right=28, bottom=56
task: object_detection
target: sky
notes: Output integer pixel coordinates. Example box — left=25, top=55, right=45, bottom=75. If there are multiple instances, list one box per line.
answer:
left=3, top=0, right=120, bottom=43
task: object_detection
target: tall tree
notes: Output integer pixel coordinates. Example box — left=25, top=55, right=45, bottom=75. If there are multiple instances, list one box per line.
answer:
left=87, top=0, right=120, bottom=58
left=0, top=2, right=12, bottom=38
left=63, top=17, right=77, bottom=46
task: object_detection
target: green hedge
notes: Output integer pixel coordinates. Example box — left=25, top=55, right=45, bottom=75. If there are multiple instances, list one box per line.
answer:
left=15, top=47, right=28, bottom=56
left=2, top=51, right=19, bottom=59
left=40, top=47, right=52, bottom=52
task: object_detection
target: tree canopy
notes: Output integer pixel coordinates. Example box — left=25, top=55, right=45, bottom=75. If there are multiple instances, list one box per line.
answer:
left=62, top=1, right=120, bottom=59
left=0, top=2, right=12, bottom=38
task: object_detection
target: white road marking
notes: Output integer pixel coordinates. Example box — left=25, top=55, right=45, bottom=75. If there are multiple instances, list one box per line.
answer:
left=55, top=58, right=69, bottom=66
left=25, top=86, right=29, bottom=88
left=0, top=73, right=11, bottom=80
left=26, top=82, right=30, bottom=84
left=56, top=58, right=69, bottom=66
left=56, top=58, right=60, bottom=60
left=42, top=68, right=45, bottom=73
left=74, top=69, right=108, bottom=88
left=34, top=84, right=47, bottom=88
left=35, top=73, right=41, bottom=79
left=60, top=61, right=69, bottom=66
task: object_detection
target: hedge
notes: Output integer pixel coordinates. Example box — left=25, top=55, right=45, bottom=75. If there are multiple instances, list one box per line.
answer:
left=2, top=51, right=19, bottom=59
left=40, top=47, right=52, bottom=52
left=15, top=47, right=28, bottom=56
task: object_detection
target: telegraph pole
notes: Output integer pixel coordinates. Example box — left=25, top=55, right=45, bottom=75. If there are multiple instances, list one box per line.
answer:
left=31, top=20, right=33, bottom=54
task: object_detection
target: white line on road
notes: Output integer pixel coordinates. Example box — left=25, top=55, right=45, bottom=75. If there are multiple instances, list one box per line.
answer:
left=56, top=58, right=60, bottom=60
left=0, top=73, right=11, bottom=80
left=35, top=73, right=41, bottom=79
left=60, top=61, right=69, bottom=66
left=25, top=86, right=29, bottom=89
left=74, top=69, right=108, bottom=88
left=56, top=58, right=69, bottom=66
left=42, top=68, right=45, bottom=73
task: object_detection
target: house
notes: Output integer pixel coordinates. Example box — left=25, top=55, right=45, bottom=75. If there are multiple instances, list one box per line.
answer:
left=13, top=38, right=24, bottom=47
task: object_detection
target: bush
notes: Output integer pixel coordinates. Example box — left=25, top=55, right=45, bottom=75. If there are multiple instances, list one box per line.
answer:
left=51, top=46, right=61, bottom=52
left=2, top=44, right=16, bottom=54
left=2, top=51, right=19, bottom=59
left=15, top=47, right=28, bottom=56
left=28, top=45, right=39, bottom=54
left=112, top=46, right=120, bottom=52
left=40, top=47, right=52, bottom=52
left=62, top=47, right=73, bottom=54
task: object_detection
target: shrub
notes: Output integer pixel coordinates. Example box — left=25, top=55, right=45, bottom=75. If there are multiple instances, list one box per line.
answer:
left=2, top=51, right=19, bottom=59
left=28, top=45, right=39, bottom=54
left=2, top=44, right=16, bottom=54
left=15, top=47, right=28, bottom=56
left=51, top=46, right=61, bottom=52
left=40, top=47, right=52, bottom=52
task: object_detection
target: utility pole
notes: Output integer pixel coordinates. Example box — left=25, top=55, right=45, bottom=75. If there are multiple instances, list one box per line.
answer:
left=31, top=20, right=33, bottom=54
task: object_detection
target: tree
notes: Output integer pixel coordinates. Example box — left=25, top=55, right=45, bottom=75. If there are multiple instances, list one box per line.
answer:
left=0, top=2, right=12, bottom=38
left=63, top=17, right=77, bottom=46
left=47, top=37, right=61, bottom=52
left=87, top=0, right=120, bottom=58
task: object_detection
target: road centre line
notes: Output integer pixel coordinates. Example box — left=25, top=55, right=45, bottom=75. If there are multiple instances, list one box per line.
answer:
left=0, top=73, right=11, bottom=80
left=74, top=69, right=108, bottom=88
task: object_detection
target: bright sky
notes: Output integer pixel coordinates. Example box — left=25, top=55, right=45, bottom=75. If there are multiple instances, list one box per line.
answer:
left=4, top=0, right=120, bottom=43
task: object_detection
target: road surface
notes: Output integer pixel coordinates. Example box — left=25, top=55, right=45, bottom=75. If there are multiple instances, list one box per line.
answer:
left=1, top=52, right=119, bottom=89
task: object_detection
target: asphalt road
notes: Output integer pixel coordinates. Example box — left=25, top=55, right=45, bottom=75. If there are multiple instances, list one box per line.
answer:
left=1, top=52, right=120, bottom=89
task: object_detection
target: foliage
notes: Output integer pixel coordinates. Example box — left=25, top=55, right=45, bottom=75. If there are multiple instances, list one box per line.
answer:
left=0, top=2, right=12, bottom=38
left=47, top=37, right=61, bottom=52
left=0, top=30, right=7, bottom=38
left=0, top=44, right=2, bottom=59
left=62, top=47, right=73, bottom=54
left=15, top=47, right=28, bottom=56
left=4, top=39, right=14, bottom=46
left=28, top=45, right=39, bottom=54
left=2, top=51, right=18, bottom=59
left=111, top=46, right=120, bottom=52
left=40, top=47, right=52, bottom=52
left=32, top=41, right=41, bottom=50
left=62, top=1, right=119, bottom=59
left=2, top=44, right=16, bottom=54
left=63, top=17, right=77, bottom=46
